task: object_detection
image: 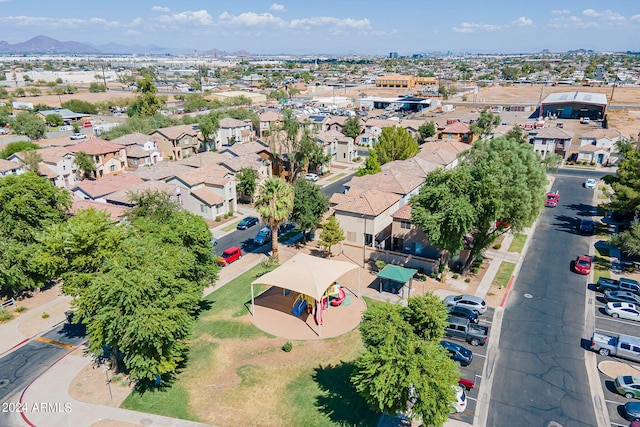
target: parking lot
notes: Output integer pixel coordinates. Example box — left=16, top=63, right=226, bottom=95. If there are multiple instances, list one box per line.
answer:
left=591, top=282, right=640, bottom=426
left=448, top=306, right=495, bottom=424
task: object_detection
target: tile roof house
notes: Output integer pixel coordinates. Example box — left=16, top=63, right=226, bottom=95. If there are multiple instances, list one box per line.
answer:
left=150, top=124, right=202, bottom=160
left=316, top=130, right=357, bottom=164
left=416, top=148, right=459, bottom=169
left=381, top=156, right=440, bottom=179
left=399, top=119, right=427, bottom=140
left=134, top=162, right=196, bottom=181
left=36, top=146, right=78, bottom=188
left=110, top=132, right=162, bottom=168
left=103, top=180, right=185, bottom=208
left=73, top=173, right=145, bottom=201
left=0, top=158, right=25, bottom=177
left=66, top=138, right=127, bottom=178
left=528, top=127, right=574, bottom=160
left=343, top=168, right=424, bottom=203
left=258, top=111, right=281, bottom=138
left=322, top=115, right=350, bottom=133
left=70, top=199, right=129, bottom=222
left=577, top=128, right=625, bottom=165
left=390, top=204, right=442, bottom=259
left=437, top=121, right=474, bottom=144
left=166, top=165, right=237, bottom=220
left=217, top=117, right=254, bottom=149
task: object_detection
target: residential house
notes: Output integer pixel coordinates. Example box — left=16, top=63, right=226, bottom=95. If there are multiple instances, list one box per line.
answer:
left=331, top=189, right=402, bottom=249
left=381, top=157, right=440, bottom=179
left=390, top=204, right=441, bottom=258
left=36, top=146, right=78, bottom=188
left=322, top=115, right=349, bottom=133
left=73, top=173, right=145, bottom=201
left=437, top=121, right=475, bottom=144
left=150, top=124, right=202, bottom=160
left=299, top=115, right=326, bottom=134
left=399, top=119, right=427, bottom=141
left=258, top=111, right=281, bottom=138
left=0, top=158, right=24, bottom=177
left=363, top=118, right=399, bottom=140
left=316, top=130, right=357, bottom=164
left=66, top=138, right=127, bottom=178
left=166, top=165, right=237, bottom=220
left=529, top=127, right=573, bottom=159
left=104, top=180, right=186, bottom=209
left=70, top=199, right=129, bottom=222
left=111, top=132, right=162, bottom=169
left=344, top=167, right=424, bottom=206
left=218, top=117, right=254, bottom=148
left=218, top=141, right=273, bottom=180
left=416, top=148, right=459, bottom=169
left=134, top=162, right=197, bottom=181
left=355, top=131, right=378, bottom=147
left=35, top=108, right=86, bottom=125
left=576, top=128, right=625, bottom=165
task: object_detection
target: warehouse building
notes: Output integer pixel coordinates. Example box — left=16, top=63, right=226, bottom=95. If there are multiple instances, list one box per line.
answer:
left=539, top=91, right=607, bottom=121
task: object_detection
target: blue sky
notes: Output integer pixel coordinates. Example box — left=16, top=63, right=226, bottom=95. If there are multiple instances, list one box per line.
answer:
left=1, top=0, right=640, bottom=54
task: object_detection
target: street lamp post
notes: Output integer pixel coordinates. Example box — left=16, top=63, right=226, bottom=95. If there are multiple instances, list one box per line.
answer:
left=103, top=365, right=113, bottom=403
left=362, top=215, right=367, bottom=268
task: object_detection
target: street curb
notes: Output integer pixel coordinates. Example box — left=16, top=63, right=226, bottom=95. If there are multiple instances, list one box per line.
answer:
left=499, top=275, right=515, bottom=308
left=0, top=338, right=28, bottom=358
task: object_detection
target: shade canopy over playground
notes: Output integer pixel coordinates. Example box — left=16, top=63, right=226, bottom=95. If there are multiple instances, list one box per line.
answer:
left=376, top=264, right=418, bottom=298
left=251, top=252, right=358, bottom=301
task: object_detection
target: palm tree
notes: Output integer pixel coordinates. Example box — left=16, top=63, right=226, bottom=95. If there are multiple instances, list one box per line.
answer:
left=254, top=177, right=294, bottom=261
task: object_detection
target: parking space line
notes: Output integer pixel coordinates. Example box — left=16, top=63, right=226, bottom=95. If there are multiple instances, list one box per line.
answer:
left=595, top=327, right=627, bottom=336
left=466, top=396, right=477, bottom=402
left=473, top=353, right=486, bottom=359
left=597, top=316, right=640, bottom=327
left=605, top=399, right=625, bottom=405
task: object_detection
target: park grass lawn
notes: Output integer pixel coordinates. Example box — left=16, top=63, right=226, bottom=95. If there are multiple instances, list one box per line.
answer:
left=327, top=173, right=346, bottom=182
left=121, top=263, right=377, bottom=427
left=222, top=220, right=242, bottom=233
left=507, top=233, right=527, bottom=254
left=492, top=262, right=515, bottom=289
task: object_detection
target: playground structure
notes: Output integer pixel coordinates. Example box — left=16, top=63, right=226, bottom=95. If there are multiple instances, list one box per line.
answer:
left=250, top=253, right=363, bottom=338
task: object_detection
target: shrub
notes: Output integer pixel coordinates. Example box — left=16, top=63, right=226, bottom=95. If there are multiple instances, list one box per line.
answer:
left=590, top=161, right=595, bottom=166
left=282, top=341, right=293, bottom=352
left=464, top=278, right=471, bottom=283
left=0, top=309, right=11, bottom=322
left=215, top=215, right=221, bottom=222
left=15, top=306, right=27, bottom=313
left=41, top=312, right=50, bottom=319
left=472, top=267, right=480, bottom=274
left=375, top=260, right=387, bottom=271
left=430, top=272, right=437, bottom=279
left=420, top=275, right=427, bottom=281
left=452, top=273, right=459, bottom=279
left=493, top=243, right=502, bottom=250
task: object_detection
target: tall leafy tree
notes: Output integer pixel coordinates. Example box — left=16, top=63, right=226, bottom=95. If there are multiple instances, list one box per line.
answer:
left=128, top=76, right=164, bottom=117
left=418, top=122, right=436, bottom=142
left=0, top=141, right=40, bottom=159
left=74, top=151, right=96, bottom=180
left=505, top=125, right=526, bottom=144
left=236, top=167, right=259, bottom=201
left=291, top=179, right=329, bottom=240
left=318, top=216, right=345, bottom=257
left=603, top=140, right=640, bottom=213
left=611, top=222, right=640, bottom=257
left=44, top=113, right=63, bottom=127
left=470, top=109, right=501, bottom=139
left=197, top=114, right=219, bottom=148
left=342, top=116, right=362, bottom=139
left=373, top=126, right=419, bottom=165
left=356, top=150, right=382, bottom=176
left=10, top=112, right=46, bottom=140
left=23, top=150, right=42, bottom=173
left=254, top=177, right=294, bottom=261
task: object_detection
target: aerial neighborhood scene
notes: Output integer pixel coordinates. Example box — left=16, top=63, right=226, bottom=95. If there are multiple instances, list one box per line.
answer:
left=4, top=1, right=640, bottom=426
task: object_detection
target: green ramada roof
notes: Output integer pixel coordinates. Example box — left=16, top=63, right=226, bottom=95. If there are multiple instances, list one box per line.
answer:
left=376, top=264, right=418, bottom=284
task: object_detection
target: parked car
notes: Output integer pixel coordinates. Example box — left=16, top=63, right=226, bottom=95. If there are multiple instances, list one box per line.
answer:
left=605, top=302, right=640, bottom=321
left=591, top=332, right=640, bottom=361
left=604, top=290, right=640, bottom=305
left=597, top=277, right=640, bottom=295
left=253, top=226, right=272, bottom=246
left=211, top=236, right=218, bottom=247
left=217, top=246, right=242, bottom=266
left=451, top=386, right=467, bottom=413
left=578, top=219, right=596, bottom=234
left=70, top=132, right=87, bottom=140
left=444, top=316, right=489, bottom=346
left=304, top=173, right=319, bottom=182
left=615, top=376, right=640, bottom=399
left=440, top=340, right=473, bottom=366
left=580, top=117, right=591, bottom=124
left=574, top=255, right=592, bottom=275
left=447, top=305, right=479, bottom=324
left=443, top=294, right=487, bottom=315
left=624, top=401, right=640, bottom=421
left=458, top=368, right=476, bottom=390
left=0, top=128, right=8, bottom=135
left=237, top=216, right=259, bottom=230
left=584, top=178, right=597, bottom=189
left=545, top=191, right=560, bottom=207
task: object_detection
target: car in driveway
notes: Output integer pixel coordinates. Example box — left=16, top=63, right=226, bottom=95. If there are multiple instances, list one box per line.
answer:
left=237, top=216, right=259, bottom=230
left=253, top=226, right=272, bottom=246
left=624, top=401, right=640, bottom=421
left=605, top=302, right=640, bottom=321
left=578, top=218, right=596, bottom=234
left=615, top=376, right=640, bottom=399
left=584, top=178, right=597, bottom=189
left=443, top=294, right=487, bottom=315
left=70, top=132, right=87, bottom=140
left=304, top=173, right=319, bottom=182
left=440, top=340, right=473, bottom=366
left=604, top=290, right=640, bottom=305
left=447, top=305, right=479, bottom=324
left=574, top=255, right=592, bottom=275
left=217, top=246, right=242, bottom=266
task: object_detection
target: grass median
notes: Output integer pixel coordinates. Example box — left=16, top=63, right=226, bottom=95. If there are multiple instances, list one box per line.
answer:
left=507, top=233, right=527, bottom=254
left=492, top=262, right=516, bottom=289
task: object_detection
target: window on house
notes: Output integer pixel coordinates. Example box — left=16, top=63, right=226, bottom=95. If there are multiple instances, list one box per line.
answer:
left=200, top=204, right=209, bottom=213
left=132, top=158, right=138, bottom=165
left=110, top=165, right=116, bottom=172
left=400, top=221, right=411, bottom=229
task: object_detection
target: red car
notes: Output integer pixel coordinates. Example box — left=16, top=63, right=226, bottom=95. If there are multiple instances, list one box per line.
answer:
left=574, top=255, right=592, bottom=275
left=459, top=368, right=476, bottom=390
left=545, top=191, right=560, bottom=207
left=217, top=246, right=242, bottom=266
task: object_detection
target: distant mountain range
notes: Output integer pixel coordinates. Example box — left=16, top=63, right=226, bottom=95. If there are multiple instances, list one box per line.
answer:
left=0, top=35, right=251, bottom=56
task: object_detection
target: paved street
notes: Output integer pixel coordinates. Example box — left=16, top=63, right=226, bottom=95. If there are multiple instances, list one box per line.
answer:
left=487, top=170, right=607, bottom=426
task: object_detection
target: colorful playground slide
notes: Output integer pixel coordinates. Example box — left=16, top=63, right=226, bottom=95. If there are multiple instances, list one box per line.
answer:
left=330, top=288, right=346, bottom=306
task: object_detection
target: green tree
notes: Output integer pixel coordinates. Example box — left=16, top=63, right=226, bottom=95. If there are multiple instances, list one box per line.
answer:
left=505, top=125, right=525, bottom=144
left=268, top=89, right=289, bottom=101
left=317, top=216, right=345, bottom=257
left=404, top=293, right=450, bottom=341
left=197, top=115, right=219, bottom=148
left=74, top=151, right=96, bottom=180
left=0, top=141, right=40, bottom=159
left=356, top=150, right=382, bottom=176
left=603, top=141, right=640, bottom=213
left=470, top=109, right=501, bottom=139
left=418, top=121, right=436, bottom=142
left=10, top=112, right=46, bottom=140
left=128, top=76, right=164, bottom=117
left=542, top=152, right=563, bottom=172
left=89, top=82, right=107, bottom=93
left=0, top=87, right=8, bottom=98
left=23, top=150, right=42, bottom=173
left=45, top=113, right=63, bottom=127
left=254, top=177, right=294, bottom=261
left=236, top=167, right=259, bottom=201
left=372, top=126, right=419, bottom=165
left=611, top=222, right=640, bottom=257
left=182, top=93, right=209, bottom=113
left=62, top=99, right=98, bottom=114
left=291, top=179, right=330, bottom=240
left=14, top=88, right=26, bottom=97
left=342, top=116, right=362, bottom=139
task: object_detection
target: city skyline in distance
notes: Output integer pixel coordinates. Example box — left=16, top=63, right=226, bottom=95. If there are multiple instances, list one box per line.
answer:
left=1, top=0, right=639, bottom=55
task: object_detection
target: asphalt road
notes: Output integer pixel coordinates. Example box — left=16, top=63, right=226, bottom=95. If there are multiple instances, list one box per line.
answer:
left=487, top=169, right=608, bottom=427
left=0, top=322, right=86, bottom=426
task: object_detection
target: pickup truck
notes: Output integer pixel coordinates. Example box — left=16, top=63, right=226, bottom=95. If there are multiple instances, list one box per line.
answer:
left=597, top=277, right=640, bottom=295
left=445, top=316, right=489, bottom=346
left=590, top=332, right=640, bottom=362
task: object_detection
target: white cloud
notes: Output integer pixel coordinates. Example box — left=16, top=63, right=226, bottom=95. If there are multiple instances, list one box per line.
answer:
left=157, top=10, right=213, bottom=26
left=151, top=6, right=170, bottom=13
left=632, top=14, right=640, bottom=22
left=0, top=15, right=124, bottom=29
left=513, top=16, right=533, bottom=27
left=270, top=3, right=285, bottom=12
left=289, top=16, right=371, bottom=30
left=219, top=11, right=283, bottom=27
left=549, top=9, right=626, bottom=28
left=551, top=9, right=570, bottom=14
left=583, top=9, right=599, bottom=17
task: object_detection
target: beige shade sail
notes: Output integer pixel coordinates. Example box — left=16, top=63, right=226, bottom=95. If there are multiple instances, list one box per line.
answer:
left=251, top=252, right=359, bottom=301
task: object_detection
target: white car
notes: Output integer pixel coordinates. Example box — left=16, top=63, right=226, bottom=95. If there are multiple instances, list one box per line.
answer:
left=70, top=133, right=87, bottom=140
left=304, top=173, right=319, bottom=182
left=584, top=178, right=597, bottom=189
left=444, top=294, right=487, bottom=315
left=451, top=385, right=467, bottom=413
left=0, top=128, right=8, bottom=135
left=605, top=302, right=640, bottom=321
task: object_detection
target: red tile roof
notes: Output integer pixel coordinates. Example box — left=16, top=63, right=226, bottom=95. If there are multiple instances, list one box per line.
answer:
left=333, top=189, right=401, bottom=216
left=67, top=138, right=124, bottom=155
left=74, top=174, right=145, bottom=199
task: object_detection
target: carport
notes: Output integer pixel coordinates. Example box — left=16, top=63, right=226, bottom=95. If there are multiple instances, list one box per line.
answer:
left=376, top=264, right=418, bottom=299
